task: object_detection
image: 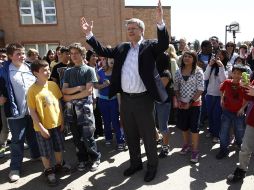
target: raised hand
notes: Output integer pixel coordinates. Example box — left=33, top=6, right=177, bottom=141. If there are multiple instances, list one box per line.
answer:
left=156, top=0, right=163, bottom=24
left=80, top=17, right=93, bottom=35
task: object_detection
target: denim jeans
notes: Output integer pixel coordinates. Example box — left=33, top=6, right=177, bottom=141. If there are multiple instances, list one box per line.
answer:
left=219, top=109, right=246, bottom=152
left=0, top=106, right=9, bottom=145
left=155, top=102, right=171, bottom=134
left=98, top=98, right=124, bottom=144
left=8, top=115, right=40, bottom=170
left=206, top=95, right=222, bottom=137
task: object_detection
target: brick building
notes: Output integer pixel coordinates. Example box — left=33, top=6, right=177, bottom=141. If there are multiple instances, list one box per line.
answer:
left=0, top=0, right=171, bottom=57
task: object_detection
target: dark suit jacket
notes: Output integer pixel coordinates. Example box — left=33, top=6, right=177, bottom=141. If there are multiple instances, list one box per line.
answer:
left=86, top=27, right=169, bottom=102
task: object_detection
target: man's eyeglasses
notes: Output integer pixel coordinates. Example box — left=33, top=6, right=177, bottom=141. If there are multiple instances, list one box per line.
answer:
left=127, top=27, right=139, bottom=32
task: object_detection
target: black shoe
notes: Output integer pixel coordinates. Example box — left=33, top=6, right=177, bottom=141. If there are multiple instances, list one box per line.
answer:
left=144, top=170, right=157, bottom=182
left=227, top=167, right=246, bottom=183
left=158, top=146, right=169, bottom=159
left=123, top=165, right=143, bottom=177
left=216, top=150, right=229, bottom=160
left=54, top=160, right=72, bottom=174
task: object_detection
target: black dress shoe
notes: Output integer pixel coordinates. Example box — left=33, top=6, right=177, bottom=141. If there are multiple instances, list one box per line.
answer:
left=144, top=170, right=157, bottom=182
left=123, top=165, right=143, bottom=177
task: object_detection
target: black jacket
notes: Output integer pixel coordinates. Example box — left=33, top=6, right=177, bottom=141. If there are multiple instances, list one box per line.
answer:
left=86, top=27, right=169, bottom=102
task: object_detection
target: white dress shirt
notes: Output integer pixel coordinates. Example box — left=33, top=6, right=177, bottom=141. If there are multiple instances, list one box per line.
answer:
left=121, top=37, right=146, bottom=93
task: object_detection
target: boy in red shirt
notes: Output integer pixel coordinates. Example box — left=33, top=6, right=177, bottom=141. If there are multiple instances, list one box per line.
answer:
left=227, top=72, right=254, bottom=182
left=216, top=65, right=247, bottom=159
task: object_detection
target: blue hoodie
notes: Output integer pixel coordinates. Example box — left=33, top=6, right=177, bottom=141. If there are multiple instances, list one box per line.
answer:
left=0, top=60, right=31, bottom=118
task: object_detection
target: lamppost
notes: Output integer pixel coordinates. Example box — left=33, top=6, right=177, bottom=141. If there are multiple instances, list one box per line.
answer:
left=225, top=21, right=240, bottom=44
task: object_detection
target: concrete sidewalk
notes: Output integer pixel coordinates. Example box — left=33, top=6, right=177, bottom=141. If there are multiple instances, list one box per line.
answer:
left=0, top=126, right=254, bottom=190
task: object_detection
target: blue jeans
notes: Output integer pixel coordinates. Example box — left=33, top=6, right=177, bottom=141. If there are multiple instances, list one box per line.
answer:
left=206, top=95, right=222, bottom=137
left=98, top=98, right=124, bottom=144
left=200, top=80, right=208, bottom=127
left=155, top=102, right=171, bottom=134
left=8, top=115, right=40, bottom=170
left=219, top=109, right=246, bottom=152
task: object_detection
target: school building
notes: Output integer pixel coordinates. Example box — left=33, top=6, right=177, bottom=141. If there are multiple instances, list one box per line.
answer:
left=0, top=0, right=171, bottom=57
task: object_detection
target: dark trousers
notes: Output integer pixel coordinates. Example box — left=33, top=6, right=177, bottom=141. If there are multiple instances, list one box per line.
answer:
left=69, top=122, right=101, bottom=162
left=121, top=93, right=158, bottom=171
left=94, top=97, right=103, bottom=136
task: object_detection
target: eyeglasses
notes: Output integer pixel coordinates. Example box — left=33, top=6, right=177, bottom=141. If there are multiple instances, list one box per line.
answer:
left=127, top=27, right=139, bottom=32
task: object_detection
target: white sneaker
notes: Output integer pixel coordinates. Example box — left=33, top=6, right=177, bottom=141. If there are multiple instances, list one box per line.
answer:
left=90, top=160, right=100, bottom=172
left=9, top=170, right=20, bottom=182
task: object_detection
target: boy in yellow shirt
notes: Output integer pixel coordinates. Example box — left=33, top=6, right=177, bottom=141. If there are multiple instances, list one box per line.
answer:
left=27, top=60, right=70, bottom=186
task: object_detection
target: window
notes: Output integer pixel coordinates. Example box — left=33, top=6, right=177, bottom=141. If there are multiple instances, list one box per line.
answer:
left=19, top=0, right=57, bottom=24
left=24, top=43, right=59, bottom=58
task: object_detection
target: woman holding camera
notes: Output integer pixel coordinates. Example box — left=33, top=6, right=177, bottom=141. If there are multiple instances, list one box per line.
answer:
left=204, top=50, right=232, bottom=143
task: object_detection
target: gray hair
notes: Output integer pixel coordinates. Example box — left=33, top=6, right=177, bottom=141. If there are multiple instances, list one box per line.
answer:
left=125, top=18, right=145, bottom=35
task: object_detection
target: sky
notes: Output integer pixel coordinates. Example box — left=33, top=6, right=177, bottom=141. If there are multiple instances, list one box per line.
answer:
left=125, top=0, right=253, bottom=44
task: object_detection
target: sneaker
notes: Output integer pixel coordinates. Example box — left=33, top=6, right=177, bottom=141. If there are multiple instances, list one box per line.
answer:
left=206, top=132, right=212, bottom=138
left=55, top=160, right=72, bottom=173
left=158, top=145, right=169, bottom=158
left=44, top=168, right=58, bottom=187
left=105, top=140, right=112, bottom=146
left=0, top=145, right=6, bottom=158
left=190, top=151, right=199, bottom=163
left=156, top=138, right=162, bottom=145
left=117, top=144, right=125, bottom=151
left=90, top=160, right=100, bottom=172
left=212, top=137, right=220, bottom=143
left=233, top=142, right=241, bottom=151
left=77, top=162, right=86, bottom=171
left=9, top=170, right=20, bottom=182
left=227, top=167, right=246, bottom=183
left=179, top=144, right=191, bottom=155
left=216, top=150, right=229, bottom=160
left=24, top=142, right=29, bottom=150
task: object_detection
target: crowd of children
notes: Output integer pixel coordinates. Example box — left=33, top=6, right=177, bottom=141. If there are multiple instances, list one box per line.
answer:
left=1, top=35, right=254, bottom=186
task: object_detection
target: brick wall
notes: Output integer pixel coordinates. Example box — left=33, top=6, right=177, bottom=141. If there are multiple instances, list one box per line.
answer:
left=0, top=0, right=171, bottom=51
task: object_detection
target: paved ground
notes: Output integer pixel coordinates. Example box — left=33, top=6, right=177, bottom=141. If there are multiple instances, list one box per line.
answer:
left=0, top=126, right=254, bottom=190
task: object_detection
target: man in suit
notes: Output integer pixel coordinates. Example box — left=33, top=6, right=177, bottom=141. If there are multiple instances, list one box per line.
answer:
left=81, top=0, right=169, bottom=182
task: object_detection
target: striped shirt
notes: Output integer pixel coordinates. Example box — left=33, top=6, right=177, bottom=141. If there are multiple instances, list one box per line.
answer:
left=121, top=37, right=146, bottom=93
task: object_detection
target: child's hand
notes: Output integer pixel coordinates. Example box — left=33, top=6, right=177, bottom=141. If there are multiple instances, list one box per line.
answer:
left=60, top=124, right=64, bottom=132
left=0, top=95, right=6, bottom=105
left=40, top=127, right=50, bottom=139
left=246, top=85, right=254, bottom=96
left=220, top=99, right=225, bottom=108
left=78, top=85, right=86, bottom=92
left=103, top=80, right=110, bottom=86
left=237, top=108, right=245, bottom=117
left=209, top=58, right=216, bottom=66
left=216, top=59, right=223, bottom=67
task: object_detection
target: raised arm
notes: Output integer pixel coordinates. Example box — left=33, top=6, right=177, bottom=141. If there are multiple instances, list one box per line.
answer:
left=156, top=0, right=163, bottom=25
left=153, top=0, right=169, bottom=56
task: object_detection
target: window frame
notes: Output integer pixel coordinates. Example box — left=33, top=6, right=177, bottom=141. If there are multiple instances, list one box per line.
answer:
left=23, top=42, right=59, bottom=58
left=18, top=0, right=57, bottom=25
